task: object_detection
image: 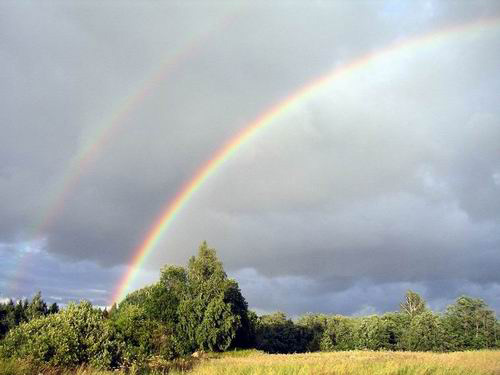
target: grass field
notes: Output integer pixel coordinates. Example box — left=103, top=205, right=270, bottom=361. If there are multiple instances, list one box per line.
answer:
left=1, top=350, right=499, bottom=375
left=182, top=350, right=500, bottom=375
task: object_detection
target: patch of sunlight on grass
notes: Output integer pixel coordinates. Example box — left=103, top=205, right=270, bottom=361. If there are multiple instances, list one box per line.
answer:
left=187, top=350, right=500, bottom=375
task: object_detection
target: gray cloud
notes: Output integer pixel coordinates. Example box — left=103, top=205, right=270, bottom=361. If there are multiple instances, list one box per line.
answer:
left=1, top=0, right=499, bottom=314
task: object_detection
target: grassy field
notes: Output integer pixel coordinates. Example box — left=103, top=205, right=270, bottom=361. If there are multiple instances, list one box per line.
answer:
left=1, top=350, right=499, bottom=375
left=183, top=350, right=500, bottom=375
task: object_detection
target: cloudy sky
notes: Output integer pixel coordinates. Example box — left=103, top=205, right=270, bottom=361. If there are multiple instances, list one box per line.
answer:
left=1, top=0, right=499, bottom=315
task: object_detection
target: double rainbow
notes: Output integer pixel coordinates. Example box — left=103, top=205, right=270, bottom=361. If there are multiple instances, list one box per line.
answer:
left=111, top=15, right=500, bottom=304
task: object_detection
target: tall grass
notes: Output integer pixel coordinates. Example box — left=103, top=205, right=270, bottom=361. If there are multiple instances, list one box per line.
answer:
left=181, top=350, right=500, bottom=375
left=1, top=350, right=499, bottom=375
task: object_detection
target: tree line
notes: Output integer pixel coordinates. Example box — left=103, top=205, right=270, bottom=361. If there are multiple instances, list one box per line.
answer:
left=0, top=242, right=498, bottom=371
left=0, top=292, right=59, bottom=339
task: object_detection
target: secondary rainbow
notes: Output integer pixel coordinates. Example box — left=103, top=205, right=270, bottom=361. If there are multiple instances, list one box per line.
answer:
left=112, top=15, right=500, bottom=304
left=6, top=10, right=240, bottom=296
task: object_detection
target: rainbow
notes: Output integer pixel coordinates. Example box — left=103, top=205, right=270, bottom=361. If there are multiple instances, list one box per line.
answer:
left=110, top=15, right=500, bottom=304
left=6, top=9, right=240, bottom=296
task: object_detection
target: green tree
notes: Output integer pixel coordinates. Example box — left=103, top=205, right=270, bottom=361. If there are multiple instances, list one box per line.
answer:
left=255, top=312, right=311, bottom=353
left=320, top=315, right=357, bottom=351
left=381, top=312, right=411, bottom=350
left=121, top=242, right=250, bottom=355
left=297, top=314, right=328, bottom=351
left=176, top=242, right=247, bottom=352
left=112, top=304, right=177, bottom=363
left=26, top=292, right=48, bottom=321
left=48, top=302, right=59, bottom=315
left=401, top=311, right=446, bottom=351
left=14, top=299, right=28, bottom=325
left=442, top=296, right=497, bottom=350
left=355, top=316, right=394, bottom=350
left=400, top=290, right=427, bottom=319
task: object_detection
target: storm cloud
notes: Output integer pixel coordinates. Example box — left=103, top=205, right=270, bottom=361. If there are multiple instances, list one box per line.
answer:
left=1, top=0, right=499, bottom=315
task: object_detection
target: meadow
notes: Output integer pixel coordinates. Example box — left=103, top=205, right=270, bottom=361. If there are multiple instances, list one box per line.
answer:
left=1, top=350, right=500, bottom=375
left=183, top=350, right=500, bottom=375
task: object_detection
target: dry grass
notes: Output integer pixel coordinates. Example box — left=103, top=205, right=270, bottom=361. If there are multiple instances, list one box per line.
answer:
left=1, top=351, right=499, bottom=375
left=181, top=350, right=500, bottom=375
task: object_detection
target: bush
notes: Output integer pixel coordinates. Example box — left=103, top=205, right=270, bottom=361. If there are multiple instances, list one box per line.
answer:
left=0, top=301, right=118, bottom=369
left=255, top=312, right=311, bottom=353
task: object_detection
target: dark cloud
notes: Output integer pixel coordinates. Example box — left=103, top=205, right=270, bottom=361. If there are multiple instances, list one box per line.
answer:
left=1, top=1, right=499, bottom=314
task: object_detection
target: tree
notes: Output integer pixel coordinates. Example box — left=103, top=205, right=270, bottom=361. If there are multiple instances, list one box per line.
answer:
left=319, top=315, right=357, bottom=351
left=442, top=296, right=497, bottom=350
left=120, top=241, right=251, bottom=354
left=176, top=241, right=247, bottom=352
left=297, top=314, right=328, bottom=351
left=400, top=290, right=427, bottom=319
left=400, top=311, right=446, bottom=351
left=111, top=304, right=176, bottom=363
left=380, top=312, right=411, bottom=350
left=255, top=312, right=311, bottom=353
left=26, top=292, right=48, bottom=321
left=355, top=316, right=394, bottom=350
left=48, top=302, right=59, bottom=315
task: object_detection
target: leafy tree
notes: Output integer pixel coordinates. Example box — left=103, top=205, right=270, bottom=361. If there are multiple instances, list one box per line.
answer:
left=355, top=316, right=394, bottom=350
left=401, top=311, right=446, bottom=351
left=111, top=304, right=177, bottom=363
left=400, top=290, right=427, bottom=319
left=225, top=279, right=254, bottom=348
left=176, top=242, right=246, bottom=353
left=26, top=291, right=48, bottom=321
left=381, top=312, right=411, bottom=350
left=120, top=241, right=250, bottom=355
left=297, top=314, right=328, bottom=351
left=442, top=296, right=497, bottom=350
left=255, top=312, right=311, bottom=353
left=320, top=315, right=357, bottom=351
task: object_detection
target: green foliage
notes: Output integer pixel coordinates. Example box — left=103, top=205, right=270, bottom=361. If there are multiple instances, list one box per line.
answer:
left=255, top=312, right=311, bottom=354
left=380, top=312, right=411, bottom=350
left=0, top=293, right=58, bottom=340
left=25, top=291, right=48, bottom=321
left=297, top=314, right=328, bottom=352
left=118, top=241, right=251, bottom=356
left=1, top=301, right=118, bottom=369
left=2, top=250, right=499, bottom=372
left=442, top=296, right=497, bottom=350
left=401, top=311, right=447, bottom=351
left=355, top=315, right=395, bottom=350
left=320, top=315, right=357, bottom=351
left=111, top=303, right=179, bottom=364
left=174, top=242, right=249, bottom=353
left=400, top=290, right=427, bottom=318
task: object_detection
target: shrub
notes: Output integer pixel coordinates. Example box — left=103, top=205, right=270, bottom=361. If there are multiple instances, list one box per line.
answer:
left=0, top=301, right=118, bottom=369
left=255, top=312, right=311, bottom=353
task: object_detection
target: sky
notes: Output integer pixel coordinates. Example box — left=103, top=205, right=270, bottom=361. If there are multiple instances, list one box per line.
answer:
left=1, top=0, right=499, bottom=316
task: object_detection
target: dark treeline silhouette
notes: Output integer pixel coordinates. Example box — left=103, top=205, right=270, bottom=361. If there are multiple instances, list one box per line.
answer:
left=0, top=292, right=59, bottom=339
left=0, top=242, right=498, bottom=371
